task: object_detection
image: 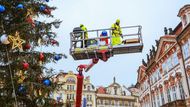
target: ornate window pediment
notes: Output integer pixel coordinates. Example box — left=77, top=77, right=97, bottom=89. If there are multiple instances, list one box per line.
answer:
left=159, top=84, right=163, bottom=92
left=66, top=77, right=76, bottom=83
left=169, top=76, right=175, bottom=86
left=164, top=80, right=169, bottom=89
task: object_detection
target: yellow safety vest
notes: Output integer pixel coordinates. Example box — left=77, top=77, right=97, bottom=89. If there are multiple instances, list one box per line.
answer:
left=80, top=26, right=88, bottom=39
left=111, top=23, right=122, bottom=45
left=111, top=23, right=122, bottom=36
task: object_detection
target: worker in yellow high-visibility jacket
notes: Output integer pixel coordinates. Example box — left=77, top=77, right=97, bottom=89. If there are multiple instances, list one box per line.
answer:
left=80, top=24, right=88, bottom=48
left=111, top=19, right=123, bottom=45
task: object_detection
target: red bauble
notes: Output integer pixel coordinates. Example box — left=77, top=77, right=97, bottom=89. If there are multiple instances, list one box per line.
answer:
left=39, top=52, right=44, bottom=61
left=25, top=43, right=31, bottom=50
left=23, top=62, right=29, bottom=70
left=44, top=8, right=51, bottom=15
left=26, top=17, right=33, bottom=23
left=26, top=16, right=35, bottom=27
left=51, top=39, right=58, bottom=45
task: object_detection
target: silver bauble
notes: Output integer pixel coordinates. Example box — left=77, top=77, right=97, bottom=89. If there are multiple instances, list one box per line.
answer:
left=0, top=34, right=10, bottom=44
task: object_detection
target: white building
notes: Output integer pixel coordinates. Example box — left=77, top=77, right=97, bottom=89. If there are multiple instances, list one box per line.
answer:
left=136, top=4, right=190, bottom=107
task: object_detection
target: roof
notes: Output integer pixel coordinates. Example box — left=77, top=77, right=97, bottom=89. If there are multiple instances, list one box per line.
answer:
left=108, top=77, right=121, bottom=87
left=108, top=82, right=121, bottom=88
left=178, top=4, right=190, bottom=17
left=97, top=86, right=106, bottom=94
left=176, top=23, right=190, bottom=40
left=173, top=22, right=182, bottom=35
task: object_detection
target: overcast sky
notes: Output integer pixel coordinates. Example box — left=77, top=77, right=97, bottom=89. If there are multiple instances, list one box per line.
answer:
left=44, top=0, right=190, bottom=87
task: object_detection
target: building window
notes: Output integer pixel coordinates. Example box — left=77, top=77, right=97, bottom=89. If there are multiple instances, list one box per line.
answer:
left=162, top=62, right=168, bottom=75
left=172, top=86, right=177, bottom=101
left=161, top=92, right=165, bottom=105
left=67, top=94, right=75, bottom=100
left=67, top=94, right=69, bottom=100
left=114, top=87, right=117, bottom=95
left=87, top=86, right=91, bottom=91
left=157, top=94, right=160, bottom=107
left=97, top=99, right=100, bottom=104
left=72, top=94, right=75, bottom=100
left=101, top=100, right=103, bottom=105
left=167, top=88, right=171, bottom=103
left=67, top=85, right=75, bottom=91
left=122, top=101, right=125, bottom=106
left=87, top=95, right=92, bottom=101
left=150, top=77, right=153, bottom=85
left=90, top=95, right=92, bottom=101
left=153, top=95, right=156, bottom=107
left=173, top=52, right=179, bottom=66
left=182, top=42, right=190, bottom=59
left=115, top=101, right=118, bottom=106
left=183, top=15, right=187, bottom=26
left=105, top=100, right=109, bottom=105
left=87, top=95, right=89, bottom=101
left=157, top=69, right=161, bottom=80
left=154, top=72, right=158, bottom=83
left=111, top=100, right=114, bottom=105
left=128, top=101, right=131, bottom=106
left=179, top=81, right=185, bottom=100
left=167, top=57, right=173, bottom=70
left=67, top=85, right=69, bottom=90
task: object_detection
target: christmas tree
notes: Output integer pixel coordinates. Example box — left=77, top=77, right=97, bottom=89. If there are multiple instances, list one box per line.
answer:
left=0, top=0, right=65, bottom=106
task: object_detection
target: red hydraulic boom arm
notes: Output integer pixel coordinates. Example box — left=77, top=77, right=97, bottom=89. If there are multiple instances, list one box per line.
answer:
left=75, top=50, right=108, bottom=107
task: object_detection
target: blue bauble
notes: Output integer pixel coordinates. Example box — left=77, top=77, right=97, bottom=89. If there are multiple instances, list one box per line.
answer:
left=54, top=54, right=62, bottom=61
left=46, top=0, right=49, bottom=2
left=43, top=79, right=51, bottom=86
left=0, top=5, right=5, bottom=13
left=18, top=85, right=25, bottom=93
left=16, top=4, right=24, bottom=9
left=40, top=5, right=46, bottom=11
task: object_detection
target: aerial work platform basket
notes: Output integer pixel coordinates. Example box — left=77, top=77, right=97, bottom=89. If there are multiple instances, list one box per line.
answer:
left=70, top=25, right=143, bottom=60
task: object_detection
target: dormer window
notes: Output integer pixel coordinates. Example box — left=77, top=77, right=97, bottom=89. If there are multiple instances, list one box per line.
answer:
left=178, top=5, right=190, bottom=29
left=164, top=44, right=169, bottom=52
left=114, top=87, right=117, bottom=95
left=183, top=15, right=187, bottom=26
left=87, top=85, right=91, bottom=91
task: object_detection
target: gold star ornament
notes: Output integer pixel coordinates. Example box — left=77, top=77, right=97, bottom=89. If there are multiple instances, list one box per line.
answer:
left=8, top=31, right=25, bottom=51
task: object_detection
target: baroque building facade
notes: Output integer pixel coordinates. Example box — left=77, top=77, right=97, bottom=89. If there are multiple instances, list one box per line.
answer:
left=52, top=71, right=96, bottom=107
left=136, top=4, right=190, bottom=107
left=52, top=71, right=139, bottom=107
left=96, top=77, right=139, bottom=107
